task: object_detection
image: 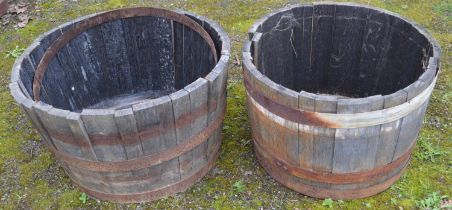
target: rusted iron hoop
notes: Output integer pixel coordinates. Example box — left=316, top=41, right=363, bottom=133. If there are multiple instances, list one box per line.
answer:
left=244, top=76, right=437, bottom=128
left=44, top=105, right=225, bottom=172
left=70, top=144, right=220, bottom=203
left=253, top=138, right=412, bottom=185
left=32, top=7, right=218, bottom=102
left=254, top=144, right=408, bottom=200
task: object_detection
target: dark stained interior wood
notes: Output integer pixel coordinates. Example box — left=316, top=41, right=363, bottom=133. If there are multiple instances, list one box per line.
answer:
left=255, top=4, right=432, bottom=98
left=21, top=16, right=216, bottom=112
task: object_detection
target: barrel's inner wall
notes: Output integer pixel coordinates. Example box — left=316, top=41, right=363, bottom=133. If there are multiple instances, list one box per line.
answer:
left=19, top=16, right=217, bottom=112
left=254, top=5, right=432, bottom=97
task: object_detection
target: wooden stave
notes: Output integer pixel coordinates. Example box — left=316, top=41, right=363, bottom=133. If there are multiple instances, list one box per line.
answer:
left=0, top=0, right=7, bottom=18
left=9, top=9, right=230, bottom=202
left=244, top=2, right=440, bottom=199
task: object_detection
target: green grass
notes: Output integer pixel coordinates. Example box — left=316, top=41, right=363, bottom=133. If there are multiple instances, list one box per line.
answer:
left=0, top=0, right=450, bottom=209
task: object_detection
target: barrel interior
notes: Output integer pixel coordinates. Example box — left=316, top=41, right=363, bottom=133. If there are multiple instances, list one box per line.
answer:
left=253, top=4, right=433, bottom=97
left=19, top=16, right=218, bottom=112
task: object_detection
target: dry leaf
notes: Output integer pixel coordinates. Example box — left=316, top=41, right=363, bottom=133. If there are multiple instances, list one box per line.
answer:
left=17, top=14, right=29, bottom=28
left=441, top=199, right=452, bottom=209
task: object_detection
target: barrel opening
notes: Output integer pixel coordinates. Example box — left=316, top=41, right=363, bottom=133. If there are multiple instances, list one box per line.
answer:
left=20, top=15, right=218, bottom=112
left=253, top=4, right=433, bottom=98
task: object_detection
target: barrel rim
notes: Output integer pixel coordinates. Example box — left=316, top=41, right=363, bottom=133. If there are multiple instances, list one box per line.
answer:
left=243, top=2, right=441, bottom=113
left=10, top=7, right=231, bottom=118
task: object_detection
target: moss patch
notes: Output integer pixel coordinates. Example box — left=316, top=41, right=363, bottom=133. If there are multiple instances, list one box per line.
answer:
left=0, top=0, right=450, bottom=209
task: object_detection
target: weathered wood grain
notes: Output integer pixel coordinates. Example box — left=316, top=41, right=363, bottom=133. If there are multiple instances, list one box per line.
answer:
left=185, top=78, right=209, bottom=172
left=333, top=98, right=381, bottom=175
left=114, top=108, right=149, bottom=177
left=10, top=7, right=229, bottom=203
left=173, top=22, right=186, bottom=89
left=244, top=3, right=439, bottom=199
left=328, top=4, right=367, bottom=96
left=169, top=89, right=193, bottom=178
left=311, top=3, right=335, bottom=93
left=81, top=109, right=127, bottom=161
left=358, top=9, right=391, bottom=96
left=260, top=9, right=294, bottom=87
left=133, top=96, right=180, bottom=185
left=66, top=112, right=97, bottom=160
left=34, top=105, right=84, bottom=157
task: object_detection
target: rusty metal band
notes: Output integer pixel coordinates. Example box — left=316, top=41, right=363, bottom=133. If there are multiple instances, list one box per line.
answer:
left=244, top=75, right=436, bottom=128
left=253, top=138, right=412, bottom=184
left=33, top=7, right=218, bottom=101
left=69, top=147, right=219, bottom=203
left=243, top=78, right=337, bottom=127
left=45, top=93, right=224, bottom=147
left=254, top=143, right=409, bottom=200
left=47, top=100, right=210, bottom=147
left=46, top=106, right=225, bottom=172
left=67, top=137, right=222, bottom=182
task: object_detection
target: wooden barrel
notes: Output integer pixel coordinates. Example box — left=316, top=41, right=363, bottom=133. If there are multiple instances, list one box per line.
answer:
left=0, top=0, right=7, bottom=17
left=243, top=2, right=440, bottom=200
left=10, top=7, right=230, bottom=203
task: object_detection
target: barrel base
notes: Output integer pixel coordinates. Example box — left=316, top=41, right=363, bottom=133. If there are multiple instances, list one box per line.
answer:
left=67, top=150, right=219, bottom=203
left=254, top=142, right=408, bottom=200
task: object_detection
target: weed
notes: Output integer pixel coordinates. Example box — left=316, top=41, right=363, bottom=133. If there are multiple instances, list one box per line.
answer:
left=416, top=192, right=447, bottom=210
left=433, top=1, right=452, bottom=19
left=391, top=198, right=398, bottom=205
left=414, top=136, right=443, bottom=162
left=5, top=46, right=25, bottom=59
left=232, top=181, right=246, bottom=193
left=322, top=198, right=334, bottom=208
left=79, top=193, right=88, bottom=204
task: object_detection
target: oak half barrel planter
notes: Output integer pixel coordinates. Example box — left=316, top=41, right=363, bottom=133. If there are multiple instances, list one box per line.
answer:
left=243, top=3, right=440, bottom=199
left=10, top=7, right=230, bottom=203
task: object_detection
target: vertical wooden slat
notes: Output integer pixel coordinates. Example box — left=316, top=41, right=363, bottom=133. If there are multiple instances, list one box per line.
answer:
left=133, top=96, right=180, bottom=187
left=260, top=9, right=294, bottom=87
left=290, top=6, right=304, bottom=91
left=183, top=22, right=196, bottom=83
left=328, top=4, right=367, bottom=96
left=185, top=78, right=209, bottom=171
left=10, top=83, right=54, bottom=149
left=312, top=95, right=337, bottom=173
left=333, top=97, right=383, bottom=174
left=66, top=31, right=104, bottom=106
left=114, top=108, right=144, bottom=160
left=34, top=105, right=84, bottom=157
left=298, top=5, right=314, bottom=91
left=358, top=9, right=391, bottom=96
left=298, top=91, right=316, bottom=169
left=311, top=3, right=335, bottom=92
left=66, top=112, right=97, bottom=160
left=114, top=108, right=148, bottom=182
left=374, top=91, right=408, bottom=166
left=173, top=22, right=186, bottom=89
left=151, top=17, right=175, bottom=92
left=393, top=101, right=429, bottom=160
left=169, top=89, right=192, bottom=178
left=100, top=19, right=133, bottom=94
left=16, top=54, right=36, bottom=99
left=251, top=33, right=262, bottom=71
left=205, top=56, right=228, bottom=161
left=28, top=28, right=66, bottom=107
left=81, top=109, right=127, bottom=161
